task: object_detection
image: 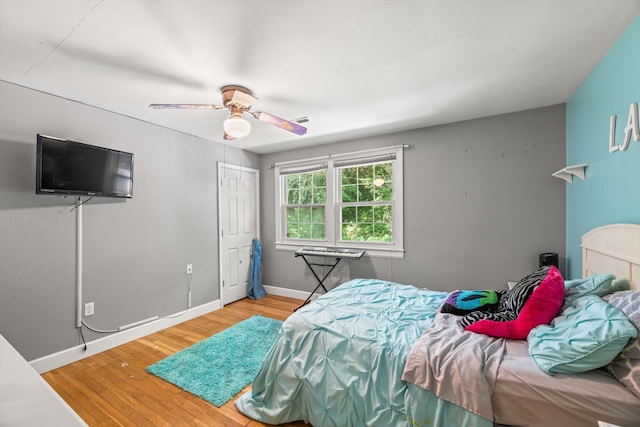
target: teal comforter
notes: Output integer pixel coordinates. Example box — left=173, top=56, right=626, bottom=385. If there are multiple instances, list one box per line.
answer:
left=236, top=278, right=493, bottom=427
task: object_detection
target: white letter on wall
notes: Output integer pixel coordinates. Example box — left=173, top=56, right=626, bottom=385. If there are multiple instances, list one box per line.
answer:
left=621, top=102, right=639, bottom=151
left=609, top=115, right=619, bottom=152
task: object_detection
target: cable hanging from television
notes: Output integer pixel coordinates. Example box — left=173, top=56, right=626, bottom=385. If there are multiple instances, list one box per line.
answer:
left=69, top=196, right=94, bottom=212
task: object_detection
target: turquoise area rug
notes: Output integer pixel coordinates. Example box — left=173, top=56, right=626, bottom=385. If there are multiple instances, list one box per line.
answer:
left=146, top=314, right=282, bottom=407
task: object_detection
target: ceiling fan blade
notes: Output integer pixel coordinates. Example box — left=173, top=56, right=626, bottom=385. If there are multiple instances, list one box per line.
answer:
left=149, top=103, right=226, bottom=110
left=251, top=111, right=307, bottom=135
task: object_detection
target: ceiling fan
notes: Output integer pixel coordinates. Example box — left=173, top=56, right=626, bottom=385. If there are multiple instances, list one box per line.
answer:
left=149, top=85, right=308, bottom=140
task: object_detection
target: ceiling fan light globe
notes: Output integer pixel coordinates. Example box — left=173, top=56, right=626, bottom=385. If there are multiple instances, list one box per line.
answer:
left=223, top=116, right=251, bottom=138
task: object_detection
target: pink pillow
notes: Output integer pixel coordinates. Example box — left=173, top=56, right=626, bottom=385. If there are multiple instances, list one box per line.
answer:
left=465, top=266, right=565, bottom=340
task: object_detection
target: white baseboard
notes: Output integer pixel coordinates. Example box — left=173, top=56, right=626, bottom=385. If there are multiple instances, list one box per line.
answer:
left=29, top=300, right=221, bottom=374
left=263, top=284, right=312, bottom=301
left=31, top=287, right=311, bottom=373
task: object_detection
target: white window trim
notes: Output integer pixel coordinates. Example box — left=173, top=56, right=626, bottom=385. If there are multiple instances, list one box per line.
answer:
left=274, top=145, right=404, bottom=259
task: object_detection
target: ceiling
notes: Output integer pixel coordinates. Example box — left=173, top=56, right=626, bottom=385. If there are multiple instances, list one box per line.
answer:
left=1, top=1, right=638, bottom=154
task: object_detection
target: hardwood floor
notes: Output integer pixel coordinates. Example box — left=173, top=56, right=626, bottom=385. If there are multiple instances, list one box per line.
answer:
left=42, top=295, right=308, bottom=427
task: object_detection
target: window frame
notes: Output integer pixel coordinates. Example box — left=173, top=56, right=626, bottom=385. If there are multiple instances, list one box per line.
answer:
left=275, top=146, right=404, bottom=258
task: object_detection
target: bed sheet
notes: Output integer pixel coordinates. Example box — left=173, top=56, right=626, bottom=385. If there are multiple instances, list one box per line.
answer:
left=403, top=312, right=507, bottom=420
left=235, top=278, right=493, bottom=427
left=492, top=339, right=640, bottom=427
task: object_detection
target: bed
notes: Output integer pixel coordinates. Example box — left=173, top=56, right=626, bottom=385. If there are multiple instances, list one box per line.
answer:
left=236, top=224, right=640, bottom=426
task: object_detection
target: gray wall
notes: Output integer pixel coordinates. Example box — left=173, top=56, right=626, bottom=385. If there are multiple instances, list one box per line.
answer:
left=259, top=105, right=567, bottom=293
left=0, top=81, right=258, bottom=361
left=0, top=80, right=566, bottom=362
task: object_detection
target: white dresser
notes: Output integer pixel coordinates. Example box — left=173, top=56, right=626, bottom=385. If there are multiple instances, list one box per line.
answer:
left=0, top=334, right=87, bottom=426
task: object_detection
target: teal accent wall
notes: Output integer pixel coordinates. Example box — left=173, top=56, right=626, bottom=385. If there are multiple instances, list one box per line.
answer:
left=566, top=16, right=640, bottom=279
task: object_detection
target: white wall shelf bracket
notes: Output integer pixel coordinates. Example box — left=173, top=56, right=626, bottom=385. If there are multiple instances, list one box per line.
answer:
left=552, top=164, right=588, bottom=183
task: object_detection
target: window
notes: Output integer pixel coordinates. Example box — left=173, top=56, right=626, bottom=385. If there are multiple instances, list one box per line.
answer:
left=339, top=162, right=393, bottom=242
left=285, top=170, right=326, bottom=240
left=275, top=146, right=404, bottom=257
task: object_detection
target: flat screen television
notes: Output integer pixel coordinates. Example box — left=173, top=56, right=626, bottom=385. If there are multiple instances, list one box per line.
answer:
left=36, top=134, right=134, bottom=198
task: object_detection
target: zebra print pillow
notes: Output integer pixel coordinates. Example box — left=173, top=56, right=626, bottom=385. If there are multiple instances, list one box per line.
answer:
left=460, top=266, right=552, bottom=328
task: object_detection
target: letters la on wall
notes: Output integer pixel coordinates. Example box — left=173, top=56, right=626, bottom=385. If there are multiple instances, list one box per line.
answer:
left=609, top=102, right=639, bottom=153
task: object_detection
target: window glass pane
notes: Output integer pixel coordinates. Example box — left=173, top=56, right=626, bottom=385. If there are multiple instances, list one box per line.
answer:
left=342, top=167, right=357, bottom=185
left=286, top=207, right=298, bottom=239
left=300, top=172, right=312, bottom=188
left=312, top=188, right=326, bottom=204
left=372, top=162, right=392, bottom=201
left=313, top=170, right=326, bottom=187
left=358, top=183, right=373, bottom=202
left=311, top=206, right=325, bottom=223
left=287, top=174, right=299, bottom=189
left=287, top=207, right=298, bottom=223
left=342, top=223, right=357, bottom=240
left=374, top=182, right=392, bottom=201
left=298, top=223, right=311, bottom=239
left=357, top=224, right=374, bottom=241
left=342, top=185, right=357, bottom=202
left=311, top=224, right=325, bottom=240
left=374, top=223, right=392, bottom=242
left=287, top=222, right=299, bottom=239
left=287, top=189, right=299, bottom=204
left=376, top=163, right=392, bottom=181
left=313, top=171, right=326, bottom=204
left=358, top=165, right=374, bottom=182
left=299, top=188, right=313, bottom=204
left=299, top=207, right=311, bottom=223
left=342, top=206, right=356, bottom=223
left=358, top=206, right=373, bottom=222
left=373, top=205, right=392, bottom=223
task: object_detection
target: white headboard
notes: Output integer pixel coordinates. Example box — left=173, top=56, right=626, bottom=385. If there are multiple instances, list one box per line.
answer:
left=582, top=223, right=640, bottom=290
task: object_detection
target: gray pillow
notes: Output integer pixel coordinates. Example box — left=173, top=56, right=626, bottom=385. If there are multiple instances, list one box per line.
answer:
left=563, top=274, right=629, bottom=307
left=603, top=290, right=640, bottom=399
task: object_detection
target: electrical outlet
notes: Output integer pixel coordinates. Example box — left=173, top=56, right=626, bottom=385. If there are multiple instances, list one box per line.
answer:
left=186, top=264, right=193, bottom=274
left=84, top=302, right=95, bottom=317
